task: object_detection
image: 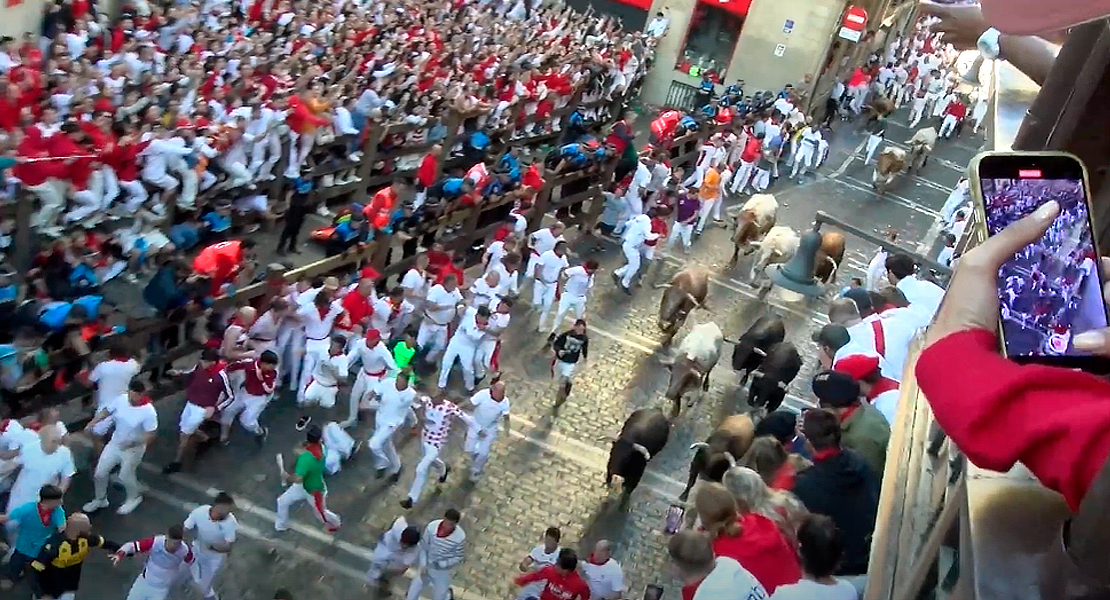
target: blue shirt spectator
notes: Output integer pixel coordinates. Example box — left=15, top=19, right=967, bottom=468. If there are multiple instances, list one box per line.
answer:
left=7, top=499, right=65, bottom=559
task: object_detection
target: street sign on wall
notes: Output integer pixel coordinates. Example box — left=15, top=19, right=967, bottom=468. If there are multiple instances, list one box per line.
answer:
left=838, top=5, right=867, bottom=42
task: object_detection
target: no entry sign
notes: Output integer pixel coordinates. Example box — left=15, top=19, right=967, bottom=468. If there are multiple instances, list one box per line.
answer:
left=838, top=6, right=868, bottom=42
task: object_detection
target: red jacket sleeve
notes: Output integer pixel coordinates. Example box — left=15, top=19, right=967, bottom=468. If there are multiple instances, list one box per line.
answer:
left=417, top=154, right=437, bottom=188
left=915, top=328, right=1110, bottom=511
left=515, top=566, right=549, bottom=586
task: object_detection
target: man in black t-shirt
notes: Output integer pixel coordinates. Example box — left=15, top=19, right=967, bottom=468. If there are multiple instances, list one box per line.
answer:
left=551, top=319, right=589, bottom=405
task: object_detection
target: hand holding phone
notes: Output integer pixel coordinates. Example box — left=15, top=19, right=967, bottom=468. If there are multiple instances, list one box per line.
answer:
left=643, top=584, right=664, bottom=600
left=969, top=151, right=1110, bottom=372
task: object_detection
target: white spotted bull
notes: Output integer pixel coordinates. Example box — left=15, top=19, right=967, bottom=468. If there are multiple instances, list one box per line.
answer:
left=662, top=322, right=738, bottom=416
left=873, top=147, right=907, bottom=195
left=748, top=226, right=800, bottom=284
left=604, top=407, right=672, bottom=502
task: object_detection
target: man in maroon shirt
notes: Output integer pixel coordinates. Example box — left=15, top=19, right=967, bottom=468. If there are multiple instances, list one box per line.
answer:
left=164, top=349, right=234, bottom=474
left=220, top=350, right=279, bottom=445
left=514, top=548, right=591, bottom=600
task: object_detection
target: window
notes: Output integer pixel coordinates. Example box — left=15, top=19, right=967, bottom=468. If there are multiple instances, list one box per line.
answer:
left=675, top=1, right=747, bottom=82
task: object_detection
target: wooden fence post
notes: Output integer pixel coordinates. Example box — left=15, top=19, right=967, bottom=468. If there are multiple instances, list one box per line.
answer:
left=13, top=193, right=33, bottom=271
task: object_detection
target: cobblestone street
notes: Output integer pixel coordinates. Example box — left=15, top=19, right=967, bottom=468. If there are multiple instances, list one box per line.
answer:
left=54, top=107, right=982, bottom=600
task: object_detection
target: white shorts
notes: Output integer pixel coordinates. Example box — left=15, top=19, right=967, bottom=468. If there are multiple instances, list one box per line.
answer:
left=179, top=402, right=211, bottom=435
left=304, top=381, right=339, bottom=408
left=554, top=360, right=577, bottom=380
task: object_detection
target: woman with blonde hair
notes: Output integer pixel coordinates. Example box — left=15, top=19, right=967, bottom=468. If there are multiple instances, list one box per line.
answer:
left=723, top=465, right=808, bottom=545
left=695, top=481, right=802, bottom=594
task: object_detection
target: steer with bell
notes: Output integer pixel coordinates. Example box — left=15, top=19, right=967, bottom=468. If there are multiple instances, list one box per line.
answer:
left=678, top=414, right=755, bottom=502
left=730, top=314, right=787, bottom=384
left=605, top=407, right=672, bottom=501
left=663, top=321, right=737, bottom=416
left=656, top=266, right=710, bottom=344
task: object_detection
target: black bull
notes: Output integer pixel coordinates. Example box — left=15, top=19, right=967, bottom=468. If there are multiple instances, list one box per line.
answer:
left=730, top=315, right=786, bottom=382
left=748, top=341, right=803, bottom=413
left=605, top=408, right=672, bottom=497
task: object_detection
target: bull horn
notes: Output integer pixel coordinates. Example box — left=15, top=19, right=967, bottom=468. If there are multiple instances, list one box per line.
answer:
left=689, top=442, right=710, bottom=451
left=753, top=347, right=767, bottom=357
left=596, top=436, right=616, bottom=442
left=723, top=337, right=740, bottom=345
left=686, top=293, right=702, bottom=308
left=631, top=443, right=652, bottom=461
left=654, top=283, right=672, bottom=290
left=777, top=380, right=789, bottom=390
left=724, top=452, right=738, bottom=467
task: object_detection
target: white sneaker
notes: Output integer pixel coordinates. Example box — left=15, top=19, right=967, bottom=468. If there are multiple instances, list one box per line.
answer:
left=82, top=498, right=110, bottom=512
left=117, top=496, right=144, bottom=515
left=316, top=204, right=332, bottom=217
left=322, top=174, right=336, bottom=187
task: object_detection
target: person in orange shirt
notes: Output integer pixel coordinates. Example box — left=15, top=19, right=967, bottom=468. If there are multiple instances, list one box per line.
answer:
left=695, top=166, right=721, bottom=235
left=283, top=83, right=332, bottom=178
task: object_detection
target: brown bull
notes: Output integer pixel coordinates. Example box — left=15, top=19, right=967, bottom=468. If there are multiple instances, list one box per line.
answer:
left=814, top=231, right=846, bottom=284
left=728, top=210, right=776, bottom=267
left=656, top=266, right=710, bottom=344
left=872, top=148, right=907, bottom=195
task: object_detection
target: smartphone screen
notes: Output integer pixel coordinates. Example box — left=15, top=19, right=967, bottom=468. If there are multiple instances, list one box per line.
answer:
left=978, top=154, right=1110, bottom=368
left=643, top=584, right=664, bottom=600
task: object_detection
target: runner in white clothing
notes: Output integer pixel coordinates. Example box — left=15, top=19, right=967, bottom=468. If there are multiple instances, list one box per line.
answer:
left=612, top=214, right=658, bottom=293
left=532, top=241, right=570, bottom=334
left=524, top=222, right=566, bottom=299
left=401, top=393, right=474, bottom=508
left=112, top=526, right=195, bottom=600
left=418, top=277, right=464, bottom=364
left=367, top=373, right=419, bottom=483
left=183, top=493, right=238, bottom=600
left=516, top=527, right=563, bottom=600
left=437, top=305, right=491, bottom=392
left=5, top=426, right=75, bottom=515
left=82, top=380, right=156, bottom=516
left=547, top=261, right=597, bottom=339
left=85, top=347, right=141, bottom=439
left=464, top=382, right=511, bottom=481
left=366, top=516, right=422, bottom=591
left=343, top=328, right=399, bottom=429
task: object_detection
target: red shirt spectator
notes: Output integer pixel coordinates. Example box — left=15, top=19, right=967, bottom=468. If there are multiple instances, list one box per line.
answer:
left=416, top=151, right=438, bottom=189
left=193, top=240, right=252, bottom=296
left=709, top=513, right=803, bottom=593
left=340, top=287, right=373, bottom=330
left=515, top=565, right=591, bottom=600
left=944, top=100, right=967, bottom=120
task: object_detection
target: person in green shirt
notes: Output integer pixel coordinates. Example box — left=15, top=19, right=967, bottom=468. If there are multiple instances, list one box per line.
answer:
left=392, top=334, right=418, bottom=385
left=275, top=425, right=342, bottom=533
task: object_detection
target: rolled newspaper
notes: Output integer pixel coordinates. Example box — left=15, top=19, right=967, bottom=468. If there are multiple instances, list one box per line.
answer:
left=276, top=453, right=289, bottom=486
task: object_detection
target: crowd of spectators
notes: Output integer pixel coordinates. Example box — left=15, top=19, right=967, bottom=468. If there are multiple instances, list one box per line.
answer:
left=0, top=0, right=652, bottom=413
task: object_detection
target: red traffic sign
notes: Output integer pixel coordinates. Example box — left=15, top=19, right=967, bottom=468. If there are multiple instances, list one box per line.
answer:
left=838, top=6, right=868, bottom=42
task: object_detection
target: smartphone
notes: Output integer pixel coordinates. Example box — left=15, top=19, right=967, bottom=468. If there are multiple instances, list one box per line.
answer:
left=643, top=584, right=664, bottom=600
left=663, top=504, right=685, bottom=534
left=969, top=151, right=1110, bottom=372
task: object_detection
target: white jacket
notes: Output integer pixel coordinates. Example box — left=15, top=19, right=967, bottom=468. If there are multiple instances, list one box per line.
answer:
left=693, top=557, right=767, bottom=600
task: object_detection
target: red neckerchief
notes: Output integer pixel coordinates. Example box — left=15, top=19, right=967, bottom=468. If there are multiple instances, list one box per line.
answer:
left=37, top=503, right=54, bottom=526
left=681, top=576, right=707, bottom=600
left=317, top=306, right=329, bottom=320
left=304, top=442, right=324, bottom=460
left=436, top=521, right=453, bottom=538
left=839, top=403, right=861, bottom=423
left=866, top=377, right=899, bottom=401
left=813, top=447, right=841, bottom=462
left=587, top=554, right=607, bottom=566
left=388, top=299, right=402, bottom=321
left=136, top=395, right=153, bottom=406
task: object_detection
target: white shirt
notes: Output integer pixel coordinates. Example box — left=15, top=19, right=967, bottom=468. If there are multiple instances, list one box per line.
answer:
left=533, top=250, right=569, bottom=284
left=347, top=338, right=398, bottom=376
left=451, top=311, right=487, bottom=347
left=424, top=285, right=463, bottom=325
left=185, top=505, right=238, bottom=556
left=489, top=262, right=520, bottom=296
left=106, top=396, right=159, bottom=447
left=374, top=378, right=418, bottom=427
left=8, top=442, right=76, bottom=510
left=469, top=388, right=510, bottom=431
left=622, top=214, right=656, bottom=247
left=625, top=161, right=652, bottom=198
left=529, top=228, right=564, bottom=258
left=520, top=545, right=561, bottom=598
left=484, top=241, right=511, bottom=274
left=469, top=278, right=502, bottom=308
left=937, top=246, right=954, bottom=268
left=89, top=358, right=141, bottom=410
left=645, top=16, right=669, bottom=37
left=298, top=300, right=345, bottom=340
left=401, top=268, right=430, bottom=300
left=872, top=388, right=900, bottom=426
left=580, top=558, right=625, bottom=600
left=865, top=250, right=888, bottom=291
left=896, top=275, right=946, bottom=327
left=372, top=516, right=420, bottom=566
left=770, top=578, right=859, bottom=600
left=312, top=353, right=349, bottom=387
left=561, top=266, right=594, bottom=298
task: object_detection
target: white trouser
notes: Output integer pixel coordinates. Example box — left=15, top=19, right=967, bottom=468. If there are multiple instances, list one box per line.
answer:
left=465, top=425, right=499, bottom=476
left=533, top=280, right=558, bottom=330
left=250, top=135, right=281, bottom=177
left=417, top=322, right=450, bottom=362
left=613, top=242, right=642, bottom=288
left=220, top=392, right=268, bottom=434
left=27, top=179, right=67, bottom=229
left=298, top=338, right=330, bottom=402
left=931, top=96, right=948, bottom=118
left=303, top=380, right=339, bottom=408
left=219, top=159, right=253, bottom=188
left=345, top=369, right=388, bottom=427
left=126, top=574, right=171, bottom=600
left=100, top=165, right=121, bottom=208
left=475, top=339, right=499, bottom=380
left=93, top=442, right=145, bottom=503
left=323, top=421, right=355, bottom=474
left=275, top=483, right=341, bottom=530
left=438, top=339, right=479, bottom=391
left=175, top=166, right=199, bottom=208
left=285, top=130, right=316, bottom=177
left=67, top=187, right=103, bottom=223
left=550, top=294, right=587, bottom=334
left=277, top=327, right=304, bottom=386
left=681, top=165, right=706, bottom=188
left=190, top=550, right=225, bottom=600
left=368, top=421, right=402, bottom=475
left=865, top=134, right=883, bottom=164
left=407, top=440, right=446, bottom=502
left=849, top=86, right=868, bottom=112
left=731, top=160, right=754, bottom=194
left=119, top=179, right=148, bottom=211
left=405, top=566, right=455, bottom=600
left=667, top=222, right=695, bottom=251
left=695, top=198, right=721, bottom=233
left=909, top=103, right=925, bottom=127
left=790, top=144, right=815, bottom=178
left=940, top=114, right=959, bottom=137
left=750, top=168, right=771, bottom=192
